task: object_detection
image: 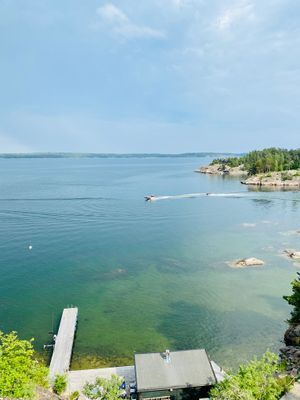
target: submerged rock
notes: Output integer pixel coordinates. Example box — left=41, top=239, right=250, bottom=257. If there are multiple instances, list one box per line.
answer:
left=228, top=257, right=265, bottom=268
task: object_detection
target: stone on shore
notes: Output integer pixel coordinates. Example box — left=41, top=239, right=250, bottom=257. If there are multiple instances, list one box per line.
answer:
left=36, top=387, right=62, bottom=400
left=280, top=345, right=300, bottom=375
left=280, top=324, right=300, bottom=385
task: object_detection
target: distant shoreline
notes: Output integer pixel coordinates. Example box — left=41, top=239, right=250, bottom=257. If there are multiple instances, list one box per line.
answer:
left=0, top=152, right=241, bottom=159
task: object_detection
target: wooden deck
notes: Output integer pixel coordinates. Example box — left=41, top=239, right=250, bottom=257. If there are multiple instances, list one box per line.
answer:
left=68, top=366, right=135, bottom=395
left=49, top=307, right=78, bottom=380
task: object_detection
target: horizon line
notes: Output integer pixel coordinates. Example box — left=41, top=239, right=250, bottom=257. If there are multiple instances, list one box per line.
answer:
left=0, top=151, right=242, bottom=158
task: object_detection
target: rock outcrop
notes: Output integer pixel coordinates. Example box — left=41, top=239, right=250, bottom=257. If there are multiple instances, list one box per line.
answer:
left=36, top=387, right=63, bottom=400
left=284, top=324, right=300, bottom=346
left=195, top=164, right=246, bottom=176
left=280, top=345, right=300, bottom=375
left=241, top=171, right=300, bottom=187
left=228, top=257, right=265, bottom=268
left=280, top=324, right=300, bottom=375
left=284, top=250, right=300, bottom=260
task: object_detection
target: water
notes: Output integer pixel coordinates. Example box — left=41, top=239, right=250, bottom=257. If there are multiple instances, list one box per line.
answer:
left=0, top=157, right=299, bottom=370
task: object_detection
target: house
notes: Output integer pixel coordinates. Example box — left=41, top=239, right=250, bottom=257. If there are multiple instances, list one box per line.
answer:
left=134, top=349, right=217, bottom=400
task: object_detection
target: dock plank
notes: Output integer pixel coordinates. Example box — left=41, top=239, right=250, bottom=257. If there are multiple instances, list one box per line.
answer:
left=49, top=307, right=78, bottom=380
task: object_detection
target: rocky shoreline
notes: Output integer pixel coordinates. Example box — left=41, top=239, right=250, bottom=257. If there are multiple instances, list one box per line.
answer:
left=280, top=324, right=300, bottom=375
left=197, top=164, right=300, bottom=187
left=241, top=170, right=300, bottom=187
left=195, top=163, right=246, bottom=176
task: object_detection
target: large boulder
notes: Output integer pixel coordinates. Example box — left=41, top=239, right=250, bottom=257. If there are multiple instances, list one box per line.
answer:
left=229, top=257, right=265, bottom=268
left=284, top=324, right=300, bottom=346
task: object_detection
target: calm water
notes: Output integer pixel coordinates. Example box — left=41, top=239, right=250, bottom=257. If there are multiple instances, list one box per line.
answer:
left=0, top=157, right=299, bottom=369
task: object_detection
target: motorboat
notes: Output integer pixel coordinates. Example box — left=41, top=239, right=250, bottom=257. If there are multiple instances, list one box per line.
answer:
left=144, top=195, right=155, bottom=201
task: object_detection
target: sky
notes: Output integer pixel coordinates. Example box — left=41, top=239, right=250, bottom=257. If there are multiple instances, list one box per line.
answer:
left=0, top=0, right=299, bottom=153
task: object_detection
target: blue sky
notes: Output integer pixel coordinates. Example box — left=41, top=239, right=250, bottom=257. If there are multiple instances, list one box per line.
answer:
left=0, top=0, right=299, bottom=153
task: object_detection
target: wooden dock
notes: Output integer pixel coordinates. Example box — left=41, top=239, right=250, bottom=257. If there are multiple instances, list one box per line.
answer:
left=49, top=307, right=78, bottom=380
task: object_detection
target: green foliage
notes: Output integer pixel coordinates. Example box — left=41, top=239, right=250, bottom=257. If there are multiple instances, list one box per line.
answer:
left=276, top=375, right=295, bottom=394
left=0, top=331, right=48, bottom=399
left=210, top=156, right=242, bottom=168
left=83, top=374, right=124, bottom=400
left=210, top=148, right=300, bottom=175
left=53, top=373, right=67, bottom=395
left=210, top=352, right=292, bottom=400
left=69, top=390, right=80, bottom=400
left=283, top=273, right=300, bottom=323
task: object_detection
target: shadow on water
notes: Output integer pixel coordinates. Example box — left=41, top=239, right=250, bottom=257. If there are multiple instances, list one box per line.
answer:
left=259, top=294, right=290, bottom=315
left=250, top=199, right=273, bottom=209
left=155, top=258, right=198, bottom=274
left=157, top=301, right=283, bottom=368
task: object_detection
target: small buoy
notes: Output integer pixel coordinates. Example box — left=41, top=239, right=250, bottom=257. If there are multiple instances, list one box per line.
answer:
left=28, top=245, right=33, bottom=250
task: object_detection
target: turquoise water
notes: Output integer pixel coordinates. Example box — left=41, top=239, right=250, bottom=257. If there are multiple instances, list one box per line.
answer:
left=0, top=157, right=299, bottom=369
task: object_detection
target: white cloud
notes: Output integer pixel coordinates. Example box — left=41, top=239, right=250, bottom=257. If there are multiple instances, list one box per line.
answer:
left=96, top=3, right=165, bottom=39
left=169, top=0, right=184, bottom=7
left=96, top=4, right=127, bottom=23
left=215, top=1, right=255, bottom=31
left=165, top=0, right=203, bottom=8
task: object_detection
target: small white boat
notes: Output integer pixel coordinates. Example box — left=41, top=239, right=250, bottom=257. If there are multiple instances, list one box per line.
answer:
left=144, top=195, right=155, bottom=201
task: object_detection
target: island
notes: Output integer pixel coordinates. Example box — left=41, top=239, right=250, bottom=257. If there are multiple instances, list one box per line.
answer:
left=196, top=148, right=300, bottom=187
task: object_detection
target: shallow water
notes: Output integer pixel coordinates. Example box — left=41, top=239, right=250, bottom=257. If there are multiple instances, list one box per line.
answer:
left=0, top=157, right=299, bottom=369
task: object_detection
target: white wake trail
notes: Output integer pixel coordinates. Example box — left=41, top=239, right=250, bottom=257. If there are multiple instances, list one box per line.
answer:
left=149, top=192, right=246, bottom=201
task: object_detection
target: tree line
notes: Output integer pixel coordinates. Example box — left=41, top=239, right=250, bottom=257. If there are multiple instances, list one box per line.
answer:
left=211, top=148, right=300, bottom=175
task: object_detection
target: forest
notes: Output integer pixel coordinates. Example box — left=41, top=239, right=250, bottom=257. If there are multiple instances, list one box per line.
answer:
left=211, top=148, right=300, bottom=175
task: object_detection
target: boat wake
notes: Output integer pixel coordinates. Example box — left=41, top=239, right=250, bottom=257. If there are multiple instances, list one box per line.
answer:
left=146, top=192, right=246, bottom=201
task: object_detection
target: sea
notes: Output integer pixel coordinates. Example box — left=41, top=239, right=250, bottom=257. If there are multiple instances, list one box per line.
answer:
left=0, top=156, right=299, bottom=369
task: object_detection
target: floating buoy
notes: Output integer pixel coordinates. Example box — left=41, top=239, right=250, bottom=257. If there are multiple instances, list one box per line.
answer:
left=28, top=245, right=33, bottom=250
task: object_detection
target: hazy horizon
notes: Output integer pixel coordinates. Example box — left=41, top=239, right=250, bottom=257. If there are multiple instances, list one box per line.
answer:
left=0, top=151, right=241, bottom=157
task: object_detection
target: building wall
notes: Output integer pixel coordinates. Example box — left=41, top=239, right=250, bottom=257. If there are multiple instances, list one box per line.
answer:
left=138, top=386, right=212, bottom=400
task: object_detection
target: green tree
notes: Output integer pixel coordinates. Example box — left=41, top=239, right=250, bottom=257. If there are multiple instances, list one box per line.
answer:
left=69, top=390, right=80, bottom=400
left=210, top=352, right=292, bottom=400
left=53, top=373, right=67, bottom=395
left=83, top=374, right=124, bottom=400
left=0, top=331, right=48, bottom=399
left=283, top=272, right=300, bottom=323
left=210, top=148, right=300, bottom=176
